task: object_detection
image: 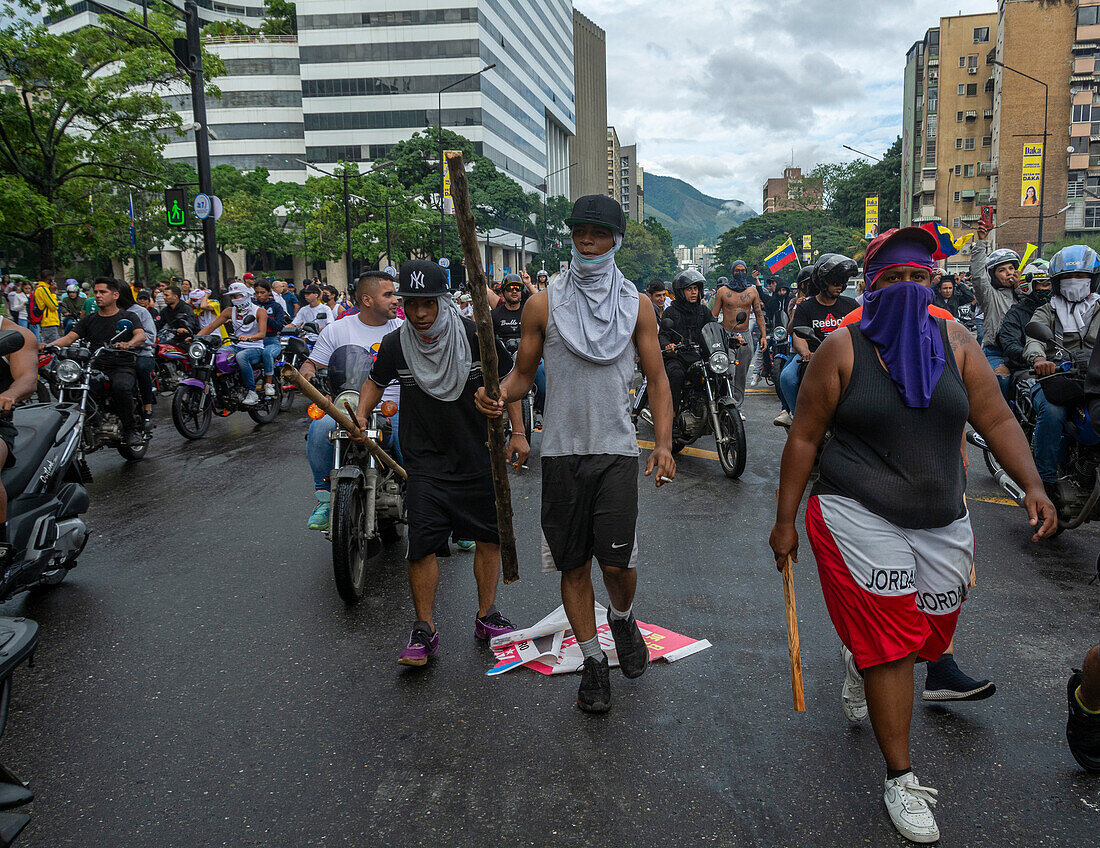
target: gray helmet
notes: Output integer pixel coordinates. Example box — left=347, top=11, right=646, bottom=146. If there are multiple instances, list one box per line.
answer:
left=672, top=269, right=706, bottom=293
left=985, top=248, right=1020, bottom=278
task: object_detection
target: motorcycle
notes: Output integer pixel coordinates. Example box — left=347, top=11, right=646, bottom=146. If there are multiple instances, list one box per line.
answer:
left=0, top=615, right=39, bottom=844
left=969, top=321, right=1100, bottom=530
left=33, top=349, right=54, bottom=404
left=635, top=319, right=746, bottom=479
left=0, top=327, right=92, bottom=596
left=49, top=319, right=151, bottom=464
left=276, top=323, right=316, bottom=412
left=768, top=325, right=792, bottom=399
left=171, top=330, right=282, bottom=440
left=154, top=338, right=189, bottom=395
left=322, top=345, right=406, bottom=603
left=501, top=337, right=536, bottom=445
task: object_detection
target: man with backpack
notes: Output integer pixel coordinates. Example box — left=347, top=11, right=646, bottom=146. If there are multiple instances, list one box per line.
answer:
left=33, top=271, right=60, bottom=344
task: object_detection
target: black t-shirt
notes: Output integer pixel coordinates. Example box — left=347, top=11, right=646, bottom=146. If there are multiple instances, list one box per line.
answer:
left=370, top=318, right=512, bottom=481
left=491, top=301, right=523, bottom=347
left=72, top=309, right=141, bottom=366
left=791, top=295, right=859, bottom=341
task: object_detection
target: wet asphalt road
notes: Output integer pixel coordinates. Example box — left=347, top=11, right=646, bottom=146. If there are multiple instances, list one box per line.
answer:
left=0, top=385, right=1097, bottom=847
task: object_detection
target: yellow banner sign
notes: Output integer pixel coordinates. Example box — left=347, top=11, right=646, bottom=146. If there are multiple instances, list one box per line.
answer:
left=802, top=235, right=812, bottom=250
left=1021, top=143, right=1043, bottom=207
left=864, top=196, right=879, bottom=240
left=443, top=149, right=461, bottom=214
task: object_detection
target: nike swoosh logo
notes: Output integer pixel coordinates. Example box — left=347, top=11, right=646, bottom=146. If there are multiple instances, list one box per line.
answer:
left=611, top=542, right=629, bottom=549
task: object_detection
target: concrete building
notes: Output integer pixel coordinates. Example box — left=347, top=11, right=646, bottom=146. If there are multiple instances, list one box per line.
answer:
left=762, top=167, right=823, bottom=213
left=675, top=243, right=716, bottom=275
left=617, top=143, right=644, bottom=222
left=606, top=125, right=620, bottom=198
left=571, top=10, right=607, bottom=200
left=45, top=0, right=269, bottom=31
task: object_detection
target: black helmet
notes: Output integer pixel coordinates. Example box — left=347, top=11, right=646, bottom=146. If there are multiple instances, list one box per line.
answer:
left=672, top=269, right=706, bottom=293
left=396, top=259, right=449, bottom=298
left=565, top=194, right=627, bottom=235
left=502, top=272, right=523, bottom=286
left=812, top=253, right=858, bottom=294
left=795, top=266, right=813, bottom=293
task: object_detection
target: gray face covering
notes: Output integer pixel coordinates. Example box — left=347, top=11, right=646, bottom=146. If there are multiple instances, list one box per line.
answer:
left=399, top=295, right=472, bottom=402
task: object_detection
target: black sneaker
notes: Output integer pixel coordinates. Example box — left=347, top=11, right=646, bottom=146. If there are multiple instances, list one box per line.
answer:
left=1067, top=670, right=1100, bottom=773
left=607, top=610, right=649, bottom=679
left=922, top=653, right=995, bottom=701
left=577, top=655, right=611, bottom=714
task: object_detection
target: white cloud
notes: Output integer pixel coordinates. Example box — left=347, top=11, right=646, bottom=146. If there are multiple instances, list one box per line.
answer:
left=575, top=0, right=995, bottom=205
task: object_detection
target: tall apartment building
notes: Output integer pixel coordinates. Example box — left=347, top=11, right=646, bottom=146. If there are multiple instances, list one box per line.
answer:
left=762, top=167, right=823, bottom=213
left=571, top=10, right=607, bottom=200
left=605, top=127, right=643, bottom=221
left=606, top=126, right=620, bottom=198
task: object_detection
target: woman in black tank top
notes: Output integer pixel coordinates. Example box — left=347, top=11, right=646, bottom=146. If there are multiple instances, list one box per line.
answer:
left=768, top=230, right=1056, bottom=843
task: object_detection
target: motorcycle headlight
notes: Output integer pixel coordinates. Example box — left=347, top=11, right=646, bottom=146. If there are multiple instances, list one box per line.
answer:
left=773, top=326, right=788, bottom=343
left=708, top=351, right=730, bottom=374
left=333, top=390, right=360, bottom=414
left=189, top=342, right=206, bottom=360
left=56, top=359, right=82, bottom=384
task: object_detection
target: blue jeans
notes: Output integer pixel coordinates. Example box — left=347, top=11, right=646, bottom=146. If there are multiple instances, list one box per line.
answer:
left=983, top=346, right=1010, bottom=396
left=15, top=317, right=26, bottom=329
left=307, top=411, right=403, bottom=491
left=780, top=354, right=803, bottom=413
left=62, top=316, right=75, bottom=335
left=533, top=361, right=546, bottom=413
left=231, top=345, right=263, bottom=391
left=1030, top=385, right=1067, bottom=482
left=261, top=337, right=280, bottom=376
left=29, top=324, right=39, bottom=341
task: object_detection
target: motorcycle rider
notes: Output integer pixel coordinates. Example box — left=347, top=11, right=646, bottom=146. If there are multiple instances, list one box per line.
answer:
left=491, top=273, right=525, bottom=347
left=534, top=268, right=550, bottom=291
left=712, top=260, right=767, bottom=406
left=1023, top=244, right=1100, bottom=505
left=645, top=280, right=667, bottom=318
left=996, top=266, right=1052, bottom=373
left=970, top=227, right=1021, bottom=388
left=283, top=284, right=334, bottom=343
left=117, top=286, right=158, bottom=424
left=932, top=275, right=978, bottom=333
left=252, top=281, right=288, bottom=398
left=0, top=316, right=41, bottom=571
left=155, top=285, right=198, bottom=347
left=50, top=277, right=146, bottom=445
left=197, top=281, right=267, bottom=407
left=777, top=254, right=859, bottom=420
left=299, top=271, right=405, bottom=531
left=59, top=283, right=83, bottom=335
left=661, top=269, right=719, bottom=415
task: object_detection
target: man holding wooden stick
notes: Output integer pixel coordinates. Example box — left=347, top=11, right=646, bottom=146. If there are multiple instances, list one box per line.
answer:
left=476, top=195, right=676, bottom=714
left=353, top=259, right=528, bottom=667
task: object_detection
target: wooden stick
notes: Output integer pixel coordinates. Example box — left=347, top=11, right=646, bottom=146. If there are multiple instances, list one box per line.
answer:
left=279, top=364, right=408, bottom=481
left=782, top=556, right=806, bottom=712
left=446, top=151, right=519, bottom=584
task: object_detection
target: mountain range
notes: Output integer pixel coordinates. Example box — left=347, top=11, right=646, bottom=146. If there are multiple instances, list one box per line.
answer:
left=643, top=174, right=757, bottom=247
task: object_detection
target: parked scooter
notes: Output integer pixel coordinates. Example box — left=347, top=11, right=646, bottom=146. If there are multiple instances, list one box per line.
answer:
left=969, top=320, right=1100, bottom=531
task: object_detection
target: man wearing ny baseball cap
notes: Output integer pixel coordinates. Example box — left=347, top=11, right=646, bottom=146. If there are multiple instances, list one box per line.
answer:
left=353, top=259, right=528, bottom=667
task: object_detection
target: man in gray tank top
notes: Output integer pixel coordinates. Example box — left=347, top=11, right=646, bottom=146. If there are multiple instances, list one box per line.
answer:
left=476, top=195, right=676, bottom=714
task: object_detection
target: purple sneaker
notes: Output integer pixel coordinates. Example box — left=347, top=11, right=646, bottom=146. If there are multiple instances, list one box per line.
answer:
left=397, top=625, right=439, bottom=667
left=474, top=609, right=515, bottom=641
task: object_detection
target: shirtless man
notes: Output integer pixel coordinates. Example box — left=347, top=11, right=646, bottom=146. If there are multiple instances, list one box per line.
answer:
left=712, top=259, right=767, bottom=406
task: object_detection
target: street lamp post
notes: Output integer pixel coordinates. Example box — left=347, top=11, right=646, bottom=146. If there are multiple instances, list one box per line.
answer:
left=992, top=59, right=1049, bottom=255
left=436, top=64, right=495, bottom=261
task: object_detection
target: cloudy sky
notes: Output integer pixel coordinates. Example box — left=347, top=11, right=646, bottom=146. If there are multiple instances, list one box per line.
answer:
left=574, top=0, right=994, bottom=209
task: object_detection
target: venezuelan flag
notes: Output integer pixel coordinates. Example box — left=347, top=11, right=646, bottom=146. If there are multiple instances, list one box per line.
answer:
left=764, top=237, right=797, bottom=273
left=920, top=222, right=974, bottom=261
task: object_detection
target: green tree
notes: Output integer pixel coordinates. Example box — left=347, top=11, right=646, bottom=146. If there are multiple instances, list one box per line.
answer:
left=527, top=194, right=571, bottom=274
left=0, top=6, right=223, bottom=269
left=641, top=216, right=678, bottom=280
left=810, top=137, right=902, bottom=232
left=617, top=219, right=671, bottom=288
left=262, top=0, right=298, bottom=36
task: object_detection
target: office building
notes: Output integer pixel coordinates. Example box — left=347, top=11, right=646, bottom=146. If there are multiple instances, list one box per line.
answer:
left=571, top=10, right=607, bottom=200
left=761, top=167, right=822, bottom=213
left=606, top=128, right=643, bottom=222
left=45, top=0, right=268, bottom=31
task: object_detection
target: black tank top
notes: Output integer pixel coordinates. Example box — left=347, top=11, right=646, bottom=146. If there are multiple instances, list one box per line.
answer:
left=812, top=319, right=968, bottom=529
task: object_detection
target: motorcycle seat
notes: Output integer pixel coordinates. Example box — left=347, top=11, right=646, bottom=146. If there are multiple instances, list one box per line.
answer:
left=2, top=406, right=68, bottom=496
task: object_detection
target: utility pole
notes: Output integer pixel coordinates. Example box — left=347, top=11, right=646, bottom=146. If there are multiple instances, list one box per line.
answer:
left=342, top=169, right=353, bottom=288
left=185, top=0, right=221, bottom=296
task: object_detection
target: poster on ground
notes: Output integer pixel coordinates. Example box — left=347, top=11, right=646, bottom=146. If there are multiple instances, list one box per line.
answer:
left=1021, top=143, right=1043, bottom=207
left=864, top=196, right=879, bottom=239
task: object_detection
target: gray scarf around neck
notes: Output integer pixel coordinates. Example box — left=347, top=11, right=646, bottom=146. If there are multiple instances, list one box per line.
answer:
left=399, top=295, right=472, bottom=401
left=551, top=249, right=638, bottom=365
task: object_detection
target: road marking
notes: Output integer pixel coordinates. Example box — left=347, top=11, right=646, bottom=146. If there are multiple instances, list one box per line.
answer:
left=746, top=389, right=774, bottom=395
left=637, top=438, right=720, bottom=461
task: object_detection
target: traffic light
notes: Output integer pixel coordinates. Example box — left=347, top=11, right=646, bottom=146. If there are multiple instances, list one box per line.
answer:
left=165, top=188, right=188, bottom=228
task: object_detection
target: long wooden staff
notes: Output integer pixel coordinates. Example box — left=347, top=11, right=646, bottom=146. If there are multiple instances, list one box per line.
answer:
left=280, top=364, right=407, bottom=481
left=776, top=490, right=805, bottom=711
left=445, top=151, right=519, bottom=584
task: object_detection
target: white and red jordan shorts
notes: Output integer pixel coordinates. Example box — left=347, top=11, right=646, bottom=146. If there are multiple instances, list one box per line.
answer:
left=806, top=494, right=974, bottom=671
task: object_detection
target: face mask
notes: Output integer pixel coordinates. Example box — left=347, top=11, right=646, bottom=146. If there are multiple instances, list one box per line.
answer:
left=1059, top=276, right=1092, bottom=303
left=571, top=243, right=619, bottom=266
left=1029, top=289, right=1053, bottom=305
left=232, top=296, right=249, bottom=309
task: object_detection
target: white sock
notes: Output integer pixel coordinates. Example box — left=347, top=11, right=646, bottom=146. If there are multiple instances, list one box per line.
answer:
left=579, top=635, right=605, bottom=662
left=609, top=602, right=633, bottom=621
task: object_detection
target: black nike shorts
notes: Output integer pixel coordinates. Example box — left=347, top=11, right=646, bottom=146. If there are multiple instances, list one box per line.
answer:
left=406, top=473, right=499, bottom=561
left=540, top=454, right=639, bottom=573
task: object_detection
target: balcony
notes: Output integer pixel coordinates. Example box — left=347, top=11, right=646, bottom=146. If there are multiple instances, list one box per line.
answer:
left=921, top=178, right=937, bottom=192
left=960, top=190, right=977, bottom=202
left=984, top=108, right=993, bottom=120
left=928, top=54, right=939, bottom=67
left=1076, top=56, right=1096, bottom=75
left=965, top=111, right=977, bottom=122
left=977, top=161, right=996, bottom=176
left=961, top=213, right=982, bottom=224
left=1070, top=152, right=1091, bottom=170
left=977, top=189, right=992, bottom=203
left=1072, top=121, right=1093, bottom=138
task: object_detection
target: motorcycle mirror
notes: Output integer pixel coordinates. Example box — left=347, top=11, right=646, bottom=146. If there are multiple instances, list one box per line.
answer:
left=660, top=317, right=683, bottom=341
left=301, top=322, right=319, bottom=335
left=115, top=319, right=133, bottom=332
left=793, top=326, right=815, bottom=341
left=736, top=311, right=747, bottom=324
left=1025, top=321, right=1054, bottom=343
left=0, top=329, right=26, bottom=357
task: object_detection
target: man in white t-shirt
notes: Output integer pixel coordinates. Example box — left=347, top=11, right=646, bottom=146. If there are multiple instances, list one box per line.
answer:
left=283, top=284, right=334, bottom=342
left=299, top=271, right=403, bottom=530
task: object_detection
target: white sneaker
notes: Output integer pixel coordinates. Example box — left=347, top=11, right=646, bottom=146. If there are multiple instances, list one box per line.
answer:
left=773, top=410, right=794, bottom=427
left=883, top=773, right=940, bottom=843
left=242, top=390, right=260, bottom=406
left=740, top=411, right=746, bottom=421
left=750, top=375, right=760, bottom=387
left=264, top=383, right=276, bottom=397
left=841, top=646, right=867, bottom=722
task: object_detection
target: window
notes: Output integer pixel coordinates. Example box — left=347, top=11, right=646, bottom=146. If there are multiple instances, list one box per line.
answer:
left=956, top=110, right=964, bottom=122
left=964, top=164, right=976, bottom=177
left=1079, top=6, right=1100, bottom=26
left=956, top=137, right=964, bottom=149
left=973, top=27, right=989, bottom=43
left=927, top=98, right=937, bottom=114
left=1073, top=103, right=1094, bottom=123
left=953, top=217, right=961, bottom=229
left=965, top=137, right=976, bottom=150
left=954, top=191, right=961, bottom=202
left=959, top=56, right=966, bottom=68
left=968, top=55, right=979, bottom=68
left=983, top=135, right=992, bottom=147
left=958, top=83, right=966, bottom=95
left=927, top=115, right=936, bottom=137
left=954, top=164, right=962, bottom=176
left=966, top=84, right=978, bottom=96
left=1085, top=203, right=1100, bottom=229
left=985, top=78, right=995, bottom=93
left=1069, top=180, right=1085, bottom=199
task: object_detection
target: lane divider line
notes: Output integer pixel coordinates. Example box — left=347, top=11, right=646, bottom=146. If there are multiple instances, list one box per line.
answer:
left=637, top=438, right=720, bottom=461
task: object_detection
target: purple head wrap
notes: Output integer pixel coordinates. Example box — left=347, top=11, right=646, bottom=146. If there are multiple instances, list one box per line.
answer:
left=860, top=239, right=945, bottom=408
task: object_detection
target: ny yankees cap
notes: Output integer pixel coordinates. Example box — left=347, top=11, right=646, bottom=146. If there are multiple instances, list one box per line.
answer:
left=397, top=259, right=449, bottom=298
left=565, top=194, right=626, bottom=235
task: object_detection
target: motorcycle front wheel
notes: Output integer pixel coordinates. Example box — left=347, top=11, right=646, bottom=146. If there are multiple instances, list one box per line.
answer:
left=332, top=476, right=380, bottom=604
left=716, top=406, right=747, bottom=479
left=172, top=385, right=212, bottom=439
left=248, top=386, right=282, bottom=425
